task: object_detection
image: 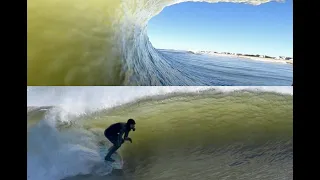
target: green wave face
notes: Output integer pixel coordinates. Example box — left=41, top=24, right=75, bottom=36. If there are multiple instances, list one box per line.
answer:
left=27, top=0, right=282, bottom=85
left=28, top=90, right=292, bottom=180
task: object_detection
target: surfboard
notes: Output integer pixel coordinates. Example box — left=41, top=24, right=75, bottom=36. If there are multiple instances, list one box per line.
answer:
left=98, top=145, right=123, bottom=169
left=92, top=145, right=124, bottom=176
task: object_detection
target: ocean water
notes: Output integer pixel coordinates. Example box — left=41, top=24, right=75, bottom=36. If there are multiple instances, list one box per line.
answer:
left=157, top=49, right=292, bottom=85
left=27, top=0, right=288, bottom=86
left=27, top=86, right=293, bottom=180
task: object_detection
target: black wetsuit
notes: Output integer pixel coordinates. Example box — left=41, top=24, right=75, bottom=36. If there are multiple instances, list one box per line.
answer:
left=104, top=122, right=131, bottom=160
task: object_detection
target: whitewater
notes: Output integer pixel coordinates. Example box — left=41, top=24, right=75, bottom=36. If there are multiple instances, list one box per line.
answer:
left=27, top=0, right=288, bottom=86
left=27, top=86, right=293, bottom=180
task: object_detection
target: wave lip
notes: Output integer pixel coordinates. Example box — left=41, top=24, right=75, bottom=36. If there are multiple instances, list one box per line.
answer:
left=27, top=0, right=284, bottom=85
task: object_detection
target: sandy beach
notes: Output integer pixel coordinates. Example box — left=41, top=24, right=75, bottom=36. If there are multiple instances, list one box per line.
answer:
left=200, top=52, right=293, bottom=65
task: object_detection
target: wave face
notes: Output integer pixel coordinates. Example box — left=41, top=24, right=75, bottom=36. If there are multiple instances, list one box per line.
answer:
left=27, top=0, right=284, bottom=85
left=27, top=87, right=293, bottom=180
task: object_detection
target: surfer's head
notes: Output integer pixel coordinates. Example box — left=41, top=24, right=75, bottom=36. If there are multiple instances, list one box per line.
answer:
left=127, top=119, right=136, bottom=131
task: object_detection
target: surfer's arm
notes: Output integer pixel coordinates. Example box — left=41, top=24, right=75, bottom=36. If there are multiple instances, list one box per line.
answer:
left=117, top=127, right=126, bottom=144
left=123, top=131, right=132, bottom=143
left=118, top=124, right=132, bottom=143
left=124, top=131, right=129, bottom=139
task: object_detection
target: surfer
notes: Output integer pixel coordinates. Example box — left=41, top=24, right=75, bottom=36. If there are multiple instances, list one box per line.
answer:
left=104, top=119, right=136, bottom=162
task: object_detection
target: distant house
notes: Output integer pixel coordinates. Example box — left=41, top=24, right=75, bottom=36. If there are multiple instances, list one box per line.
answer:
left=259, top=55, right=266, bottom=58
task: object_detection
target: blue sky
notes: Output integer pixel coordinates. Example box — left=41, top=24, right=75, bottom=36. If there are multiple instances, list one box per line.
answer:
left=147, top=0, right=293, bottom=57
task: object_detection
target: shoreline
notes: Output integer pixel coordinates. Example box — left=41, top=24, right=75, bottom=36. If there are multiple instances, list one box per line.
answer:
left=198, top=52, right=293, bottom=65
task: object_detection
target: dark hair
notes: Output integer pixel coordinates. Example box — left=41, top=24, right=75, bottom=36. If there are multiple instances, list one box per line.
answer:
left=127, top=119, right=136, bottom=125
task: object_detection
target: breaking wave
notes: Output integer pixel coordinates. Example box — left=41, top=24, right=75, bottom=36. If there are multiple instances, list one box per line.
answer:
left=27, top=0, right=285, bottom=85
left=27, top=86, right=293, bottom=180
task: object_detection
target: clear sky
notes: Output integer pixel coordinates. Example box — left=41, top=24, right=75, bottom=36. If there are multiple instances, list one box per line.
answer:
left=147, top=0, right=293, bottom=57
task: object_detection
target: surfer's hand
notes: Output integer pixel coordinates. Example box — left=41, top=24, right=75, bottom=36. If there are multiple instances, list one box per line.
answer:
left=126, top=138, right=132, bottom=143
